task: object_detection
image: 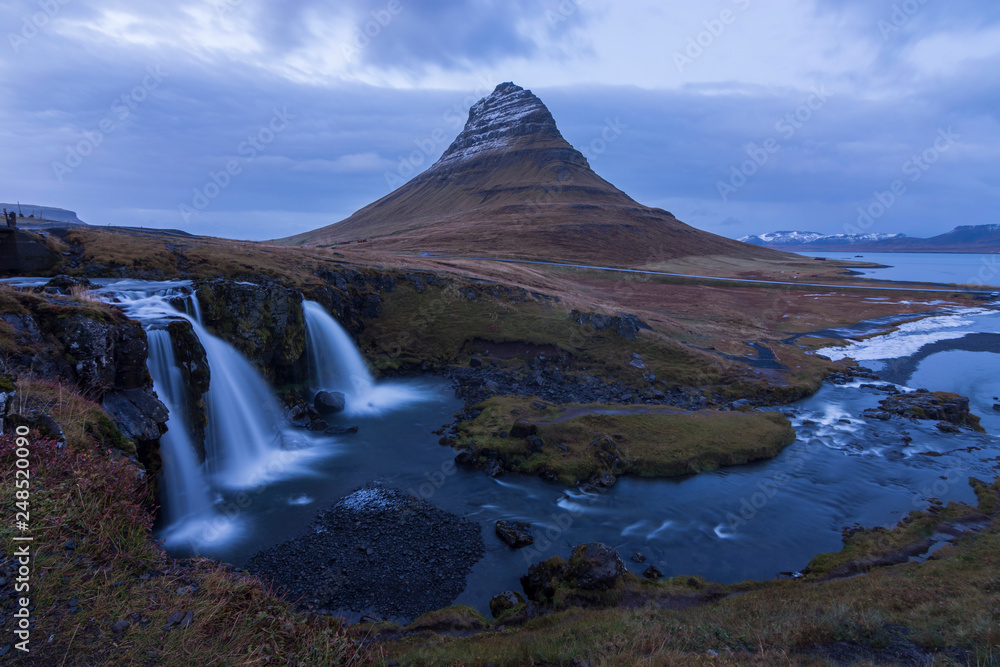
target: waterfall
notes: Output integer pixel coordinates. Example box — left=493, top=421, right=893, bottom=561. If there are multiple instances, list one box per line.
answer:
left=303, top=300, right=374, bottom=398
left=109, top=289, right=287, bottom=490
left=302, top=300, right=428, bottom=415
left=198, top=326, right=285, bottom=488
left=145, top=329, right=215, bottom=531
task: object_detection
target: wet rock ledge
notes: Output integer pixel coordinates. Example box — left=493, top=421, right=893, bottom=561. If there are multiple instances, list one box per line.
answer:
left=245, top=484, right=484, bottom=622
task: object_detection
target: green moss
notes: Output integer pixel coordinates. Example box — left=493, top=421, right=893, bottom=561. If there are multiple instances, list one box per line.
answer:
left=458, top=398, right=796, bottom=485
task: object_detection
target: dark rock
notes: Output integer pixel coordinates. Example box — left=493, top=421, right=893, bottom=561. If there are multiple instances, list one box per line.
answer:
left=111, top=620, right=130, bottom=634
left=642, top=565, right=663, bottom=580
left=616, top=316, right=640, bottom=340
left=510, top=420, right=537, bottom=438
left=455, top=449, right=477, bottom=467
left=359, top=613, right=383, bottom=624
left=520, top=556, right=568, bottom=603
left=314, top=390, right=346, bottom=415
left=566, top=543, right=626, bottom=590
left=102, top=389, right=169, bottom=443
left=936, top=421, right=961, bottom=434
left=993, top=403, right=1000, bottom=412
left=489, top=590, right=525, bottom=618
left=495, top=520, right=534, bottom=548
left=876, top=391, right=984, bottom=432
left=484, top=460, right=504, bottom=478
left=526, top=435, right=545, bottom=453
left=630, top=552, right=646, bottom=564
left=245, top=484, right=484, bottom=622
left=589, top=470, right=617, bottom=488
left=195, top=280, right=306, bottom=385
left=45, top=275, right=95, bottom=294
left=469, top=357, right=482, bottom=368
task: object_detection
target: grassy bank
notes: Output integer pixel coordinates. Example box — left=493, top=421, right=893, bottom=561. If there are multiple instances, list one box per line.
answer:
left=0, top=384, right=374, bottom=666
left=455, top=397, right=796, bottom=485
left=377, top=478, right=1000, bottom=665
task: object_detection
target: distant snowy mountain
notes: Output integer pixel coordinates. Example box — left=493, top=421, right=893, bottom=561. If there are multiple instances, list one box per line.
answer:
left=740, top=225, right=1000, bottom=253
left=740, top=231, right=906, bottom=246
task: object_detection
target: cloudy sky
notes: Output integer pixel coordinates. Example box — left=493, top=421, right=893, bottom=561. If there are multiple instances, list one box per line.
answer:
left=1, top=0, right=998, bottom=241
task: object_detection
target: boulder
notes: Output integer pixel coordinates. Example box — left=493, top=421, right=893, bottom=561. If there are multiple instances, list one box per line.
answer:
left=565, top=543, right=626, bottom=590
left=643, top=565, right=663, bottom=580
left=314, top=390, right=346, bottom=415
left=489, top=590, right=525, bottom=618
left=495, top=520, right=534, bottom=549
left=526, top=435, right=545, bottom=453
left=520, top=556, right=568, bottom=603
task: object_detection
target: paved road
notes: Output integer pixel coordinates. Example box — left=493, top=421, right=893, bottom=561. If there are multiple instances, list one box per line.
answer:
left=450, top=256, right=997, bottom=296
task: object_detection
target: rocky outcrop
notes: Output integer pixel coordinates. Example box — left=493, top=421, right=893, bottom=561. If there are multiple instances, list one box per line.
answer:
left=0, top=229, right=59, bottom=274
left=166, top=319, right=210, bottom=460
left=495, top=520, right=534, bottom=548
left=520, top=542, right=628, bottom=608
left=570, top=311, right=650, bottom=341
left=245, top=484, right=485, bottom=622
left=0, top=289, right=169, bottom=475
left=863, top=390, right=985, bottom=433
left=195, top=280, right=306, bottom=385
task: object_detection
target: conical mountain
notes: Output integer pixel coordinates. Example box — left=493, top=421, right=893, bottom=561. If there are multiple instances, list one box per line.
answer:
left=282, top=83, right=781, bottom=265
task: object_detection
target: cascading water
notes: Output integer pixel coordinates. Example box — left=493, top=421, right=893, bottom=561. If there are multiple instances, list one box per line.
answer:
left=302, top=300, right=429, bottom=415
left=303, top=300, right=374, bottom=398
left=198, top=325, right=286, bottom=488
left=145, top=329, right=220, bottom=544
left=114, top=289, right=291, bottom=489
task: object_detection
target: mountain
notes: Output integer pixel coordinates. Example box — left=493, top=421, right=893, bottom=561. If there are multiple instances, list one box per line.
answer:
left=280, top=83, right=786, bottom=266
left=0, top=203, right=87, bottom=226
left=742, top=225, right=1000, bottom=253
left=740, top=231, right=906, bottom=247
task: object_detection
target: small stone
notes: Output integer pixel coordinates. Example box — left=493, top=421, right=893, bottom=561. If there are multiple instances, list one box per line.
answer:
left=495, top=520, right=534, bottom=548
left=469, top=357, right=482, bottom=367
left=643, top=565, right=663, bottom=580
left=630, top=552, right=646, bottom=564
left=111, top=620, right=130, bottom=634
left=360, top=613, right=383, bottom=624
left=510, top=420, right=537, bottom=438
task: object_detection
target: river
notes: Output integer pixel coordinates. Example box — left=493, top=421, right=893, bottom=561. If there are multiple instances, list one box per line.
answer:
left=6, top=275, right=999, bottom=622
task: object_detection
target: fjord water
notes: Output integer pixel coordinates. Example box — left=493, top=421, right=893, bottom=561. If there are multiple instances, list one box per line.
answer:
left=805, top=251, right=1000, bottom=287
left=91, top=280, right=1000, bottom=620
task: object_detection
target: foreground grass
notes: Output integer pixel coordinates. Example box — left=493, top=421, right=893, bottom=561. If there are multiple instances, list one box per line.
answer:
left=379, top=480, right=1000, bottom=666
left=0, top=425, right=375, bottom=665
left=456, top=397, right=796, bottom=485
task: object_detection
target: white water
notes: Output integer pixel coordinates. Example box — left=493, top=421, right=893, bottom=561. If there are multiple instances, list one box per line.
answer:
left=302, top=300, right=428, bottom=415
left=145, top=330, right=216, bottom=530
